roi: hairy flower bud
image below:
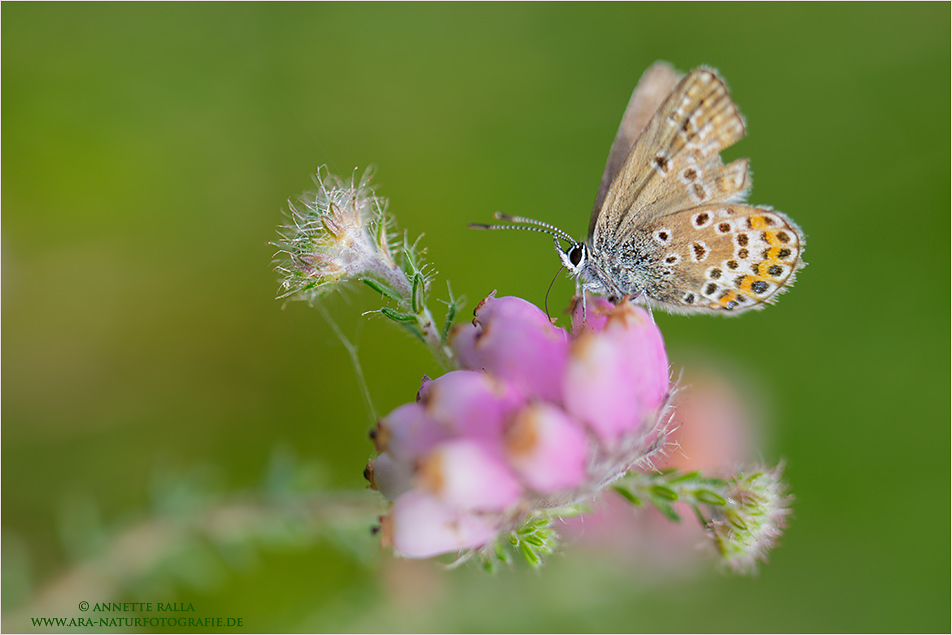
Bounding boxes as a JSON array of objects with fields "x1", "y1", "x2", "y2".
[
  {"x1": 273, "y1": 167, "x2": 402, "y2": 302},
  {"x1": 707, "y1": 465, "x2": 791, "y2": 573}
]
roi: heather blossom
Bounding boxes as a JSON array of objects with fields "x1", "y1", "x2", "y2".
[
  {"x1": 275, "y1": 167, "x2": 790, "y2": 571},
  {"x1": 367, "y1": 294, "x2": 673, "y2": 560}
]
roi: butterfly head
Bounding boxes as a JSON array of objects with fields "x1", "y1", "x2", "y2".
[
  {"x1": 560, "y1": 240, "x2": 634, "y2": 302},
  {"x1": 558, "y1": 241, "x2": 585, "y2": 275}
]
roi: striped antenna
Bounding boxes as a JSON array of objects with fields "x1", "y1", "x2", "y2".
[{"x1": 468, "y1": 212, "x2": 578, "y2": 247}]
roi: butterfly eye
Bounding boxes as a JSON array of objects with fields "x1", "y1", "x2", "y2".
[{"x1": 568, "y1": 245, "x2": 584, "y2": 266}]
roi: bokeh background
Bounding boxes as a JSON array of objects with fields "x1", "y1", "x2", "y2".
[{"x1": 3, "y1": 4, "x2": 948, "y2": 633}]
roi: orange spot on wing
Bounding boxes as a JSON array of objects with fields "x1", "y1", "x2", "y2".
[{"x1": 717, "y1": 290, "x2": 738, "y2": 308}]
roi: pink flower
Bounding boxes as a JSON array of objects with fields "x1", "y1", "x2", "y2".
[
  {"x1": 505, "y1": 403, "x2": 589, "y2": 494},
  {"x1": 564, "y1": 295, "x2": 669, "y2": 446},
  {"x1": 452, "y1": 295, "x2": 569, "y2": 402},
  {"x1": 384, "y1": 491, "x2": 500, "y2": 559},
  {"x1": 367, "y1": 293, "x2": 672, "y2": 560}
]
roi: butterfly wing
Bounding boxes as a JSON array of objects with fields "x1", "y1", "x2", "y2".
[
  {"x1": 638, "y1": 204, "x2": 806, "y2": 314},
  {"x1": 590, "y1": 61, "x2": 683, "y2": 231},
  {"x1": 593, "y1": 67, "x2": 750, "y2": 251}
]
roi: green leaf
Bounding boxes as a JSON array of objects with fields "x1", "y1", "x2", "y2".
[
  {"x1": 650, "y1": 485, "x2": 679, "y2": 501},
  {"x1": 494, "y1": 540, "x2": 509, "y2": 564},
  {"x1": 411, "y1": 273, "x2": 424, "y2": 314},
  {"x1": 649, "y1": 499, "x2": 682, "y2": 522},
  {"x1": 380, "y1": 307, "x2": 416, "y2": 323},
  {"x1": 690, "y1": 504, "x2": 710, "y2": 527},
  {"x1": 667, "y1": 470, "x2": 700, "y2": 483},
  {"x1": 694, "y1": 489, "x2": 727, "y2": 506},
  {"x1": 726, "y1": 511, "x2": 749, "y2": 531},
  {"x1": 612, "y1": 486, "x2": 643, "y2": 506},
  {"x1": 519, "y1": 543, "x2": 541, "y2": 567},
  {"x1": 441, "y1": 299, "x2": 458, "y2": 344},
  {"x1": 361, "y1": 278, "x2": 401, "y2": 301}
]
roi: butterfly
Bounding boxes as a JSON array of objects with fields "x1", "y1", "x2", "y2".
[{"x1": 474, "y1": 62, "x2": 805, "y2": 315}]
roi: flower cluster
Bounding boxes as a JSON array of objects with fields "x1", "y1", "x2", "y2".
[
  {"x1": 274, "y1": 167, "x2": 792, "y2": 572},
  {"x1": 366, "y1": 293, "x2": 673, "y2": 561}
]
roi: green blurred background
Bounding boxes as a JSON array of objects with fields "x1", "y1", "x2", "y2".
[{"x1": 3, "y1": 3, "x2": 948, "y2": 632}]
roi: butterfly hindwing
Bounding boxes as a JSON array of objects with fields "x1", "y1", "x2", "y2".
[{"x1": 635, "y1": 203, "x2": 805, "y2": 314}]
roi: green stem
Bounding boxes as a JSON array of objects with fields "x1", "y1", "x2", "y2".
[
  {"x1": 3, "y1": 490, "x2": 377, "y2": 626},
  {"x1": 618, "y1": 469, "x2": 731, "y2": 514},
  {"x1": 415, "y1": 305, "x2": 455, "y2": 371},
  {"x1": 317, "y1": 303, "x2": 377, "y2": 423}
]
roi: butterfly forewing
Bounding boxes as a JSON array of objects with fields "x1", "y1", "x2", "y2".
[
  {"x1": 591, "y1": 61, "x2": 683, "y2": 225},
  {"x1": 594, "y1": 68, "x2": 749, "y2": 250}
]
